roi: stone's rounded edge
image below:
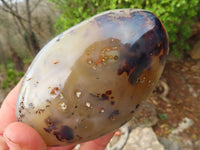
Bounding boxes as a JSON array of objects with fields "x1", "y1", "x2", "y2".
[{"x1": 90, "y1": 8, "x2": 144, "y2": 19}]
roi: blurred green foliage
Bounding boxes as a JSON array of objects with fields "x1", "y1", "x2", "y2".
[
  {"x1": 50, "y1": 0, "x2": 199, "y2": 57},
  {"x1": 1, "y1": 62, "x2": 24, "y2": 89},
  {"x1": 159, "y1": 114, "x2": 168, "y2": 121}
]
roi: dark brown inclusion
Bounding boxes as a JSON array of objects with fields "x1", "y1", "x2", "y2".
[
  {"x1": 44, "y1": 117, "x2": 57, "y2": 133},
  {"x1": 136, "y1": 104, "x2": 140, "y2": 109},
  {"x1": 105, "y1": 90, "x2": 112, "y2": 95},
  {"x1": 53, "y1": 126, "x2": 74, "y2": 141},
  {"x1": 101, "y1": 90, "x2": 112, "y2": 100},
  {"x1": 76, "y1": 134, "x2": 83, "y2": 140},
  {"x1": 118, "y1": 16, "x2": 168, "y2": 85},
  {"x1": 101, "y1": 94, "x2": 108, "y2": 100},
  {"x1": 95, "y1": 10, "x2": 168, "y2": 85},
  {"x1": 90, "y1": 90, "x2": 113, "y2": 101},
  {"x1": 110, "y1": 101, "x2": 115, "y2": 105},
  {"x1": 109, "y1": 110, "x2": 120, "y2": 120}
]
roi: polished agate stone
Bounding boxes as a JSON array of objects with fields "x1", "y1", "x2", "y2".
[{"x1": 16, "y1": 9, "x2": 169, "y2": 146}]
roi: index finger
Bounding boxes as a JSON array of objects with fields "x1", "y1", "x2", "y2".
[{"x1": 0, "y1": 78, "x2": 23, "y2": 134}]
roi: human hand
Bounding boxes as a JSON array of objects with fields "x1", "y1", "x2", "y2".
[{"x1": 0, "y1": 79, "x2": 113, "y2": 150}]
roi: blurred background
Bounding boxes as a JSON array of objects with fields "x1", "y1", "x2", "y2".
[{"x1": 0, "y1": 0, "x2": 199, "y2": 150}]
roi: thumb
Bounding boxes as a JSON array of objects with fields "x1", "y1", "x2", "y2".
[{"x1": 3, "y1": 122, "x2": 47, "y2": 150}]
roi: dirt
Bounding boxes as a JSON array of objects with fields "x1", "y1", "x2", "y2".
[{"x1": 150, "y1": 56, "x2": 200, "y2": 150}]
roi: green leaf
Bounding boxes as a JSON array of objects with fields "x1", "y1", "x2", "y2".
[{"x1": 159, "y1": 114, "x2": 168, "y2": 121}]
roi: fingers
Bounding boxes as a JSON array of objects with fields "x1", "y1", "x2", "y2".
[
  {"x1": 48, "y1": 145, "x2": 75, "y2": 150},
  {"x1": 0, "y1": 136, "x2": 9, "y2": 150},
  {"x1": 3, "y1": 122, "x2": 75, "y2": 150},
  {"x1": 3, "y1": 122, "x2": 47, "y2": 150},
  {"x1": 78, "y1": 132, "x2": 114, "y2": 150},
  {"x1": 0, "y1": 79, "x2": 23, "y2": 134}
]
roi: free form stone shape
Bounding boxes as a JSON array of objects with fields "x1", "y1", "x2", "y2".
[{"x1": 16, "y1": 9, "x2": 169, "y2": 146}]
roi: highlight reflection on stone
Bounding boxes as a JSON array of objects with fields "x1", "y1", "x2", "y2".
[{"x1": 16, "y1": 9, "x2": 169, "y2": 146}]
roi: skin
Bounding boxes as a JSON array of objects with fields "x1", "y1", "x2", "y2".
[{"x1": 0, "y1": 79, "x2": 113, "y2": 150}]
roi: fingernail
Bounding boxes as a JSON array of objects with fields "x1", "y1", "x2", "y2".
[
  {"x1": 3, "y1": 133, "x2": 22, "y2": 150},
  {"x1": 0, "y1": 135, "x2": 9, "y2": 150}
]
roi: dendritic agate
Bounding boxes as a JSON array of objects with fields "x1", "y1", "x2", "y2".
[{"x1": 16, "y1": 9, "x2": 169, "y2": 146}]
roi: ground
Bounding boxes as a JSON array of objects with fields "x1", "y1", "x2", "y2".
[{"x1": 151, "y1": 56, "x2": 200, "y2": 149}]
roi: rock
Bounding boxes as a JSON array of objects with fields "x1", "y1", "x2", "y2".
[
  {"x1": 158, "y1": 137, "x2": 182, "y2": 150},
  {"x1": 123, "y1": 127, "x2": 164, "y2": 150},
  {"x1": 16, "y1": 9, "x2": 168, "y2": 146},
  {"x1": 106, "y1": 125, "x2": 129, "y2": 150},
  {"x1": 168, "y1": 117, "x2": 195, "y2": 150},
  {"x1": 195, "y1": 140, "x2": 200, "y2": 150},
  {"x1": 170, "y1": 117, "x2": 194, "y2": 135},
  {"x1": 189, "y1": 40, "x2": 200, "y2": 60}
]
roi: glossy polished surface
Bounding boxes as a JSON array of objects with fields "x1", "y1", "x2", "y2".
[{"x1": 16, "y1": 9, "x2": 169, "y2": 146}]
